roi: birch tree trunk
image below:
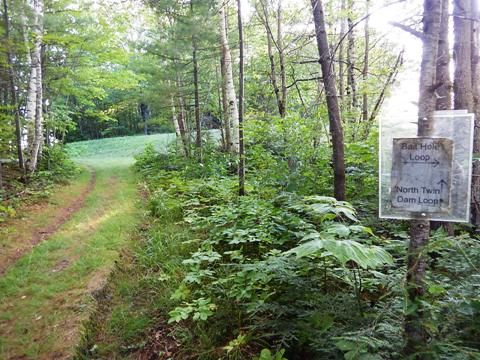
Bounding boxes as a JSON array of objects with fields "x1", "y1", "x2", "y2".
[
  {"x1": 310, "y1": 0, "x2": 346, "y2": 201},
  {"x1": 170, "y1": 95, "x2": 183, "y2": 154},
  {"x1": 21, "y1": 8, "x2": 37, "y2": 152},
  {"x1": 28, "y1": 0, "x2": 44, "y2": 172},
  {"x1": 404, "y1": 0, "x2": 442, "y2": 355},
  {"x1": 219, "y1": 3, "x2": 239, "y2": 153}
]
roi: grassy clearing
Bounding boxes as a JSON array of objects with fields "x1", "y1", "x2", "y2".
[
  {"x1": 66, "y1": 133, "x2": 176, "y2": 160},
  {"x1": 0, "y1": 134, "x2": 178, "y2": 359}
]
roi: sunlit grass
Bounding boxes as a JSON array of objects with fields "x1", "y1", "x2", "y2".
[{"x1": 0, "y1": 134, "x2": 174, "y2": 359}]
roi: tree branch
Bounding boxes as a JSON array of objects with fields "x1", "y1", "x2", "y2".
[{"x1": 389, "y1": 21, "x2": 423, "y2": 39}]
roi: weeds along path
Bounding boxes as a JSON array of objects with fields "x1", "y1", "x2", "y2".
[{"x1": 0, "y1": 156, "x2": 141, "y2": 360}]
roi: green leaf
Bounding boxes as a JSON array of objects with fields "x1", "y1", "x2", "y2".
[
  {"x1": 287, "y1": 238, "x2": 394, "y2": 269},
  {"x1": 325, "y1": 223, "x2": 351, "y2": 237}
]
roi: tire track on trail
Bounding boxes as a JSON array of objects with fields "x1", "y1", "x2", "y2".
[
  {"x1": 0, "y1": 158, "x2": 141, "y2": 360},
  {"x1": 0, "y1": 169, "x2": 96, "y2": 276}
]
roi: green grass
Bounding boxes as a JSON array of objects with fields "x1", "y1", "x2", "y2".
[
  {"x1": 74, "y1": 217, "x2": 194, "y2": 359},
  {"x1": 66, "y1": 133, "x2": 176, "y2": 160},
  {"x1": 0, "y1": 134, "x2": 176, "y2": 359}
]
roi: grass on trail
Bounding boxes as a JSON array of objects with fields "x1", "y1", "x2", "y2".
[
  {"x1": 0, "y1": 133, "x2": 175, "y2": 359},
  {"x1": 0, "y1": 168, "x2": 91, "y2": 274}
]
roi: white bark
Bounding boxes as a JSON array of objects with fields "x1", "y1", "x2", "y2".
[
  {"x1": 27, "y1": 0, "x2": 44, "y2": 172},
  {"x1": 20, "y1": 9, "x2": 36, "y2": 148},
  {"x1": 170, "y1": 94, "x2": 184, "y2": 155},
  {"x1": 219, "y1": 4, "x2": 239, "y2": 153}
]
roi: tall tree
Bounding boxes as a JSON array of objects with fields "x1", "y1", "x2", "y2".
[
  {"x1": 27, "y1": 0, "x2": 45, "y2": 172},
  {"x1": 436, "y1": 0, "x2": 451, "y2": 111},
  {"x1": 219, "y1": 3, "x2": 238, "y2": 153},
  {"x1": 191, "y1": 1, "x2": 202, "y2": 156},
  {"x1": 257, "y1": 0, "x2": 287, "y2": 118},
  {"x1": 361, "y1": 0, "x2": 369, "y2": 122},
  {"x1": 277, "y1": 0, "x2": 287, "y2": 118},
  {"x1": 404, "y1": 0, "x2": 442, "y2": 355},
  {"x1": 237, "y1": 0, "x2": 245, "y2": 196},
  {"x1": 470, "y1": 0, "x2": 480, "y2": 228},
  {"x1": 346, "y1": 0, "x2": 357, "y2": 110},
  {"x1": 310, "y1": 0, "x2": 346, "y2": 200}
]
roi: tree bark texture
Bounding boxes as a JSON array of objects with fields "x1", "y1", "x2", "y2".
[
  {"x1": 28, "y1": 0, "x2": 44, "y2": 172},
  {"x1": 310, "y1": 0, "x2": 346, "y2": 201},
  {"x1": 453, "y1": 0, "x2": 473, "y2": 111},
  {"x1": 469, "y1": 0, "x2": 480, "y2": 228},
  {"x1": 237, "y1": 0, "x2": 245, "y2": 196},
  {"x1": 338, "y1": 0, "x2": 346, "y2": 98},
  {"x1": 405, "y1": 0, "x2": 442, "y2": 356},
  {"x1": 431, "y1": 0, "x2": 454, "y2": 234},
  {"x1": 361, "y1": 0, "x2": 369, "y2": 122},
  {"x1": 347, "y1": 0, "x2": 357, "y2": 110},
  {"x1": 191, "y1": 2, "x2": 201, "y2": 157},
  {"x1": 219, "y1": 4, "x2": 239, "y2": 153}
]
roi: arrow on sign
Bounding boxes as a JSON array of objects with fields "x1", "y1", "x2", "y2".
[
  {"x1": 403, "y1": 159, "x2": 440, "y2": 167},
  {"x1": 437, "y1": 179, "x2": 448, "y2": 192}
]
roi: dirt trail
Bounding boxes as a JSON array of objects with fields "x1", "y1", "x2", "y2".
[
  {"x1": 0, "y1": 160, "x2": 140, "y2": 360},
  {"x1": 0, "y1": 170, "x2": 96, "y2": 275}
]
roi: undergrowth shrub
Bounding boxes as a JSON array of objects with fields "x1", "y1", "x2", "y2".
[{"x1": 128, "y1": 142, "x2": 480, "y2": 359}]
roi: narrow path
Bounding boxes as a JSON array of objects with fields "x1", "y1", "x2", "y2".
[
  {"x1": 0, "y1": 157, "x2": 141, "y2": 359},
  {"x1": 0, "y1": 169, "x2": 96, "y2": 275}
]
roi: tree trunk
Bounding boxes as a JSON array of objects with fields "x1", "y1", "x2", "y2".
[
  {"x1": 21, "y1": 9, "x2": 37, "y2": 155},
  {"x1": 470, "y1": 0, "x2": 480, "y2": 229},
  {"x1": 347, "y1": 0, "x2": 357, "y2": 110},
  {"x1": 404, "y1": 0, "x2": 442, "y2": 356},
  {"x1": 259, "y1": 0, "x2": 279, "y2": 116},
  {"x1": 361, "y1": 0, "x2": 369, "y2": 122},
  {"x1": 220, "y1": 57, "x2": 231, "y2": 152},
  {"x1": 219, "y1": 3, "x2": 239, "y2": 153},
  {"x1": 237, "y1": 0, "x2": 245, "y2": 196},
  {"x1": 191, "y1": 2, "x2": 201, "y2": 157},
  {"x1": 28, "y1": 0, "x2": 44, "y2": 173},
  {"x1": 170, "y1": 95, "x2": 184, "y2": 155},
  {"x1": 140, "y1": 103, "x2": 148, "y2": 135},
  {"x1": 338, "y1": 0, "x2": 346, "y2": 98},
  {"x1": 2, "y1": 0, "x2": 24, "y2": 172},
  {"x1": 310, "y1": 0, "x2": 346, "y2": 201},
  {"x1": 277, "y1": 0, "x2": 287, "y2": 118},
  {"x1": 431, "y1": 0, "x2": 454, "y2": 234},
  {"x1": 436, "y1": 0, "x2": 451, "y2": 111},
  {"x1": 453, "y1": 0, "x2": 474, "y2": 111}
]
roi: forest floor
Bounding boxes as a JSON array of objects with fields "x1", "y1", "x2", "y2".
[{"x1": 0, "y1": 134, "x2": 174, "y2": 360}]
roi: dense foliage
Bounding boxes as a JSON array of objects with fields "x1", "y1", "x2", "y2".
[{"x1": 76, "y1": 139, "x2": 480, "y2": 359}]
